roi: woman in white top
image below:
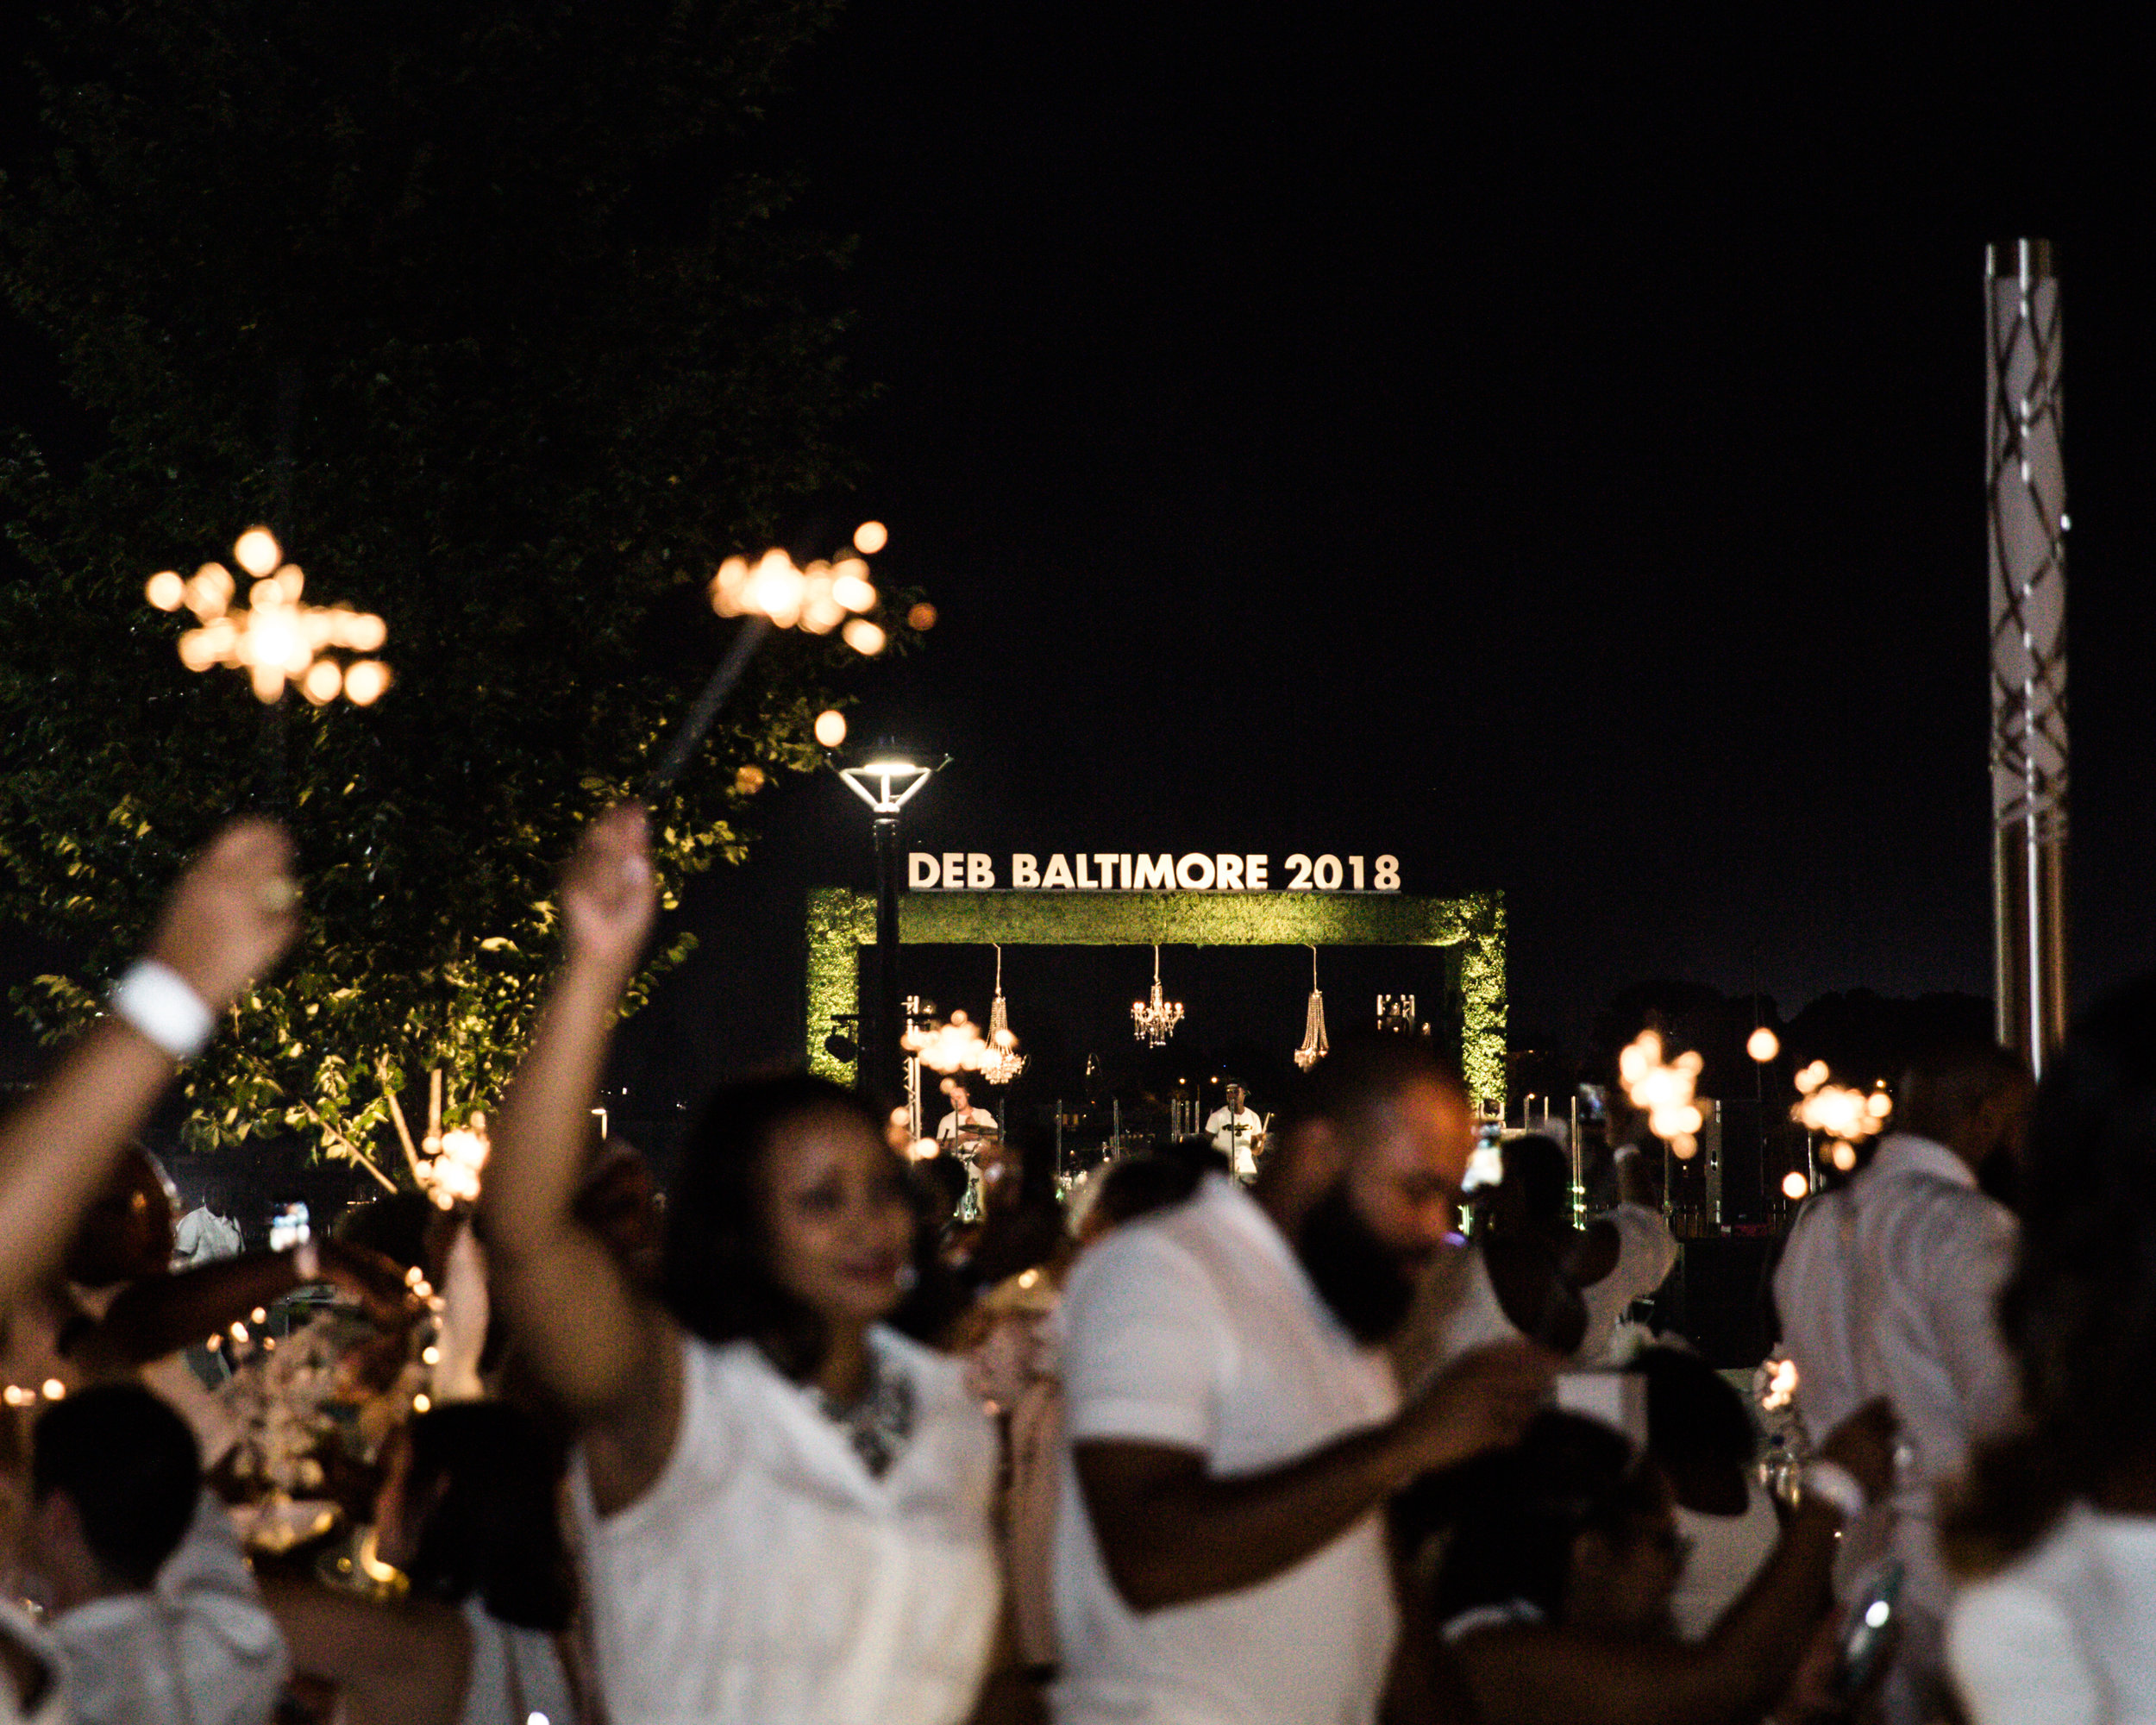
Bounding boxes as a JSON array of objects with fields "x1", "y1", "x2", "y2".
[
  {"x1": 1945, "y1": 975, "x2": 2156, "y2": 1725},
  {"x1": 264, "y1": 1400, "x2": 586, "y2": 1725},
  {"x1": 476, "y1": 806, "x2": 1004, "y2": 1725}
]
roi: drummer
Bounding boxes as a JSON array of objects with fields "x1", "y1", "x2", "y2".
[
  {"x1": 936, "y1": 1080, "x2": 1000, "y2": 1151},
  {"x1": 1204, "y1": 1082, "x2": 1267, "y2": 1182}
]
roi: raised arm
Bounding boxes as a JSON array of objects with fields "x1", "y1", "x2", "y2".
[
  {"x1": 79, "y1": 1238, "x2": 418, "y2": 1370},
  {"x1": 0, "y1": 819, "x2": 295, "y2": 1308},
  {"x1": 475, "y1": 806, "x2": 677, "y2": 1502},
  {"x1": 1077, "y1": 1341, "x2": 1554, "y2": 1612},
  {"x1": 1445, "y1": 1401, "x2": 1898, "y2": 1725}
]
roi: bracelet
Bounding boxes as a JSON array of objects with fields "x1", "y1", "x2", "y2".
[
  {"x1": 109, "y1": 961, "x2": 214, "y2": 1063},
  {"x1": 1802, "y1": 1458, "x2": 1868, "y2": 1521},
  {"x1": 291, "y1": 1238, "x2": 322, "y2": 1283}
]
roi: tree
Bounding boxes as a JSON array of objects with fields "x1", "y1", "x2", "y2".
[{"x1": 0, "y1": 0, "x2": 881, "y2": 1187}]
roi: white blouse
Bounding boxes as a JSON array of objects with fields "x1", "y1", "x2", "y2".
[
  {"x1": 1950, "y1": 1502, "x2": 2156, "y2": 1725},
  {"x1": 572, "y1": 1327, "x2": 1000, "y2": 1725}
]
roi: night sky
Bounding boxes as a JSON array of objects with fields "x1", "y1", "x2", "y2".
[
  {"x1": 617, "y1": 11, "x2": 2156, "y2": 1113},
  {"x1": 10, "y1": 11, "x2": 2156, "y2": 1127}
]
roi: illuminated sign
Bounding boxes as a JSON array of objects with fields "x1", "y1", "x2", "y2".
[{"x1": 906, "y1": 852, "x2": 1401, "y2": 892}]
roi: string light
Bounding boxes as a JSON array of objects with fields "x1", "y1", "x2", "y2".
[{"x1": 147, "y1": 527, "x2": 391, "y2": 705}]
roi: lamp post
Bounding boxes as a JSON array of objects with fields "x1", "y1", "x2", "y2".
[{"x1": 837, "y1": 750, "x2": 936, "y2": 1107}]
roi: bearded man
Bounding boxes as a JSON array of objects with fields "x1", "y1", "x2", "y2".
[{"x1": 1052, "y1": 1038, "x2": 1555, "y2": 1725}]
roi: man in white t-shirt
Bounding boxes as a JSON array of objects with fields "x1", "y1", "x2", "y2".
[
  {"x1": 1054, "y1": 1038, "x2": 1556, "y2": 1725},
  {"x1": 172, "y1": 1189, "x2": 244, "y2": 1267},
  {"x1": 1202, "y1": 1084, "x2": 1265, "y2": 1181},
  {"x1": 937, "y1": 1082, "x2": 1000, "y2": 1146}
]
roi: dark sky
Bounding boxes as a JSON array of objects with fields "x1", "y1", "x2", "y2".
[
  {"x1": 9, "y1": 10, "x2": 2156, "y2": 1122},
  {"x1": 615, "y1": 9, "x2": 2156, "y2": 1107}
]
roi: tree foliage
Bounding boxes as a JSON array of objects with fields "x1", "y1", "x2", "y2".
[{"x1": 0, "y1": 0, "x2": 873, "y2": 1184}]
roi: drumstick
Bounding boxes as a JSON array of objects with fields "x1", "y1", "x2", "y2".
[{"x1": 641, "y1": 617, "x2": 772, "y2": 802}]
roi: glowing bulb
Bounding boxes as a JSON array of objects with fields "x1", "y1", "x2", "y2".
[
  {"x1": 1795, "y1": 1061, "x2": 1828, "y2": 1095},
  {"x1": 344, "y1": 660, "x2": 392, "y2": 705},
  {"x1": 422, "y1": 1346, "x2": 441, "y2": 1365},
  {"x1": 413, "y1": 1393, "x2": 431, "y2": 1413},
  {"x1": 250, "y1": 1308, "x2": 267, "y2": 1324},
  {"x1": 842, "y1": 618, "x2": 887, "y2": 656},
  {"x1": 911, "y1": 1138, "x2": 940, "y2": 1159},
  {"x1": 146, "y1": 571, "x2": 185, "y2": 610},
  {"x1": 233, "y1": 528, "x2": 281, "y2": 577},
  {"x1": 1865, "y1": 1091, "x2": 1892, "y2": 1119},
  {"x1": 830, "y1": 568, "x2": 877, "y2": 612},
  {"x1": 1831, "y1": 1141, "x2": 1858, "y2": 1171},
  {"x1": 347, "y1": 612, "x2": 387, "y2": 652},
  {"x1": 814, "y1": 709, "x2": 848, "y2": 747},
  {"x1": 1746, "y1": 1026, "x2": 1780, "y2": 1063},
  {"x1": 40, "y1": 1377, "x2": 65, "y2": 1400},
  {"x1": 1782, "y1": 1171, "x2": 1810, "y2": 1201},
  {"x1": 302, "y1": 660, "x2": 343, "y2": 704},
  {"x1": 908, "y1": 602, "x2": 937, "y2": 630},
  {"x1": 854, "y1": 520, "x2": 888, "y2": 555}
]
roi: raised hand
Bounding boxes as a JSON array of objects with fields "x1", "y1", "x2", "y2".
[
  {"x1": 1396, "y1": 1339, "x2": 1559, "y2": 1474},
  {"x1": 146, "y1": 818, "x2": 299, "y2": 1011},
  {"x1": 319, "y1": 1237, "x2": 429, "y2": 1332},
  {"x1": 560, "y1": 803, "x2": 658, "y2": 979}
]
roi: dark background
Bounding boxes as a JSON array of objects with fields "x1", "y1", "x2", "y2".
[{"x1": 10, "y1": 9, "x2": 2156, "y2": 1145}]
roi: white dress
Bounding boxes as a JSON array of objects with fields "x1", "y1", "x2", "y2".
[
  {"x1": 572, "y1": 1327, "x2": 1000, "y2": 1725},
  {"x1": 1949, "y1": 1503, "x2": 2156, "y2": 1725}
]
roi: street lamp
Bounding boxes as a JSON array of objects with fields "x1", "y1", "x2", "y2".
[{"x1": 837, "y1": 747, "x2": 937, "y2": 1107}]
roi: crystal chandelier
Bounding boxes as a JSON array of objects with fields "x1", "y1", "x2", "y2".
[
  {"x1": 1131, "y1": 944, "x2": 1185, "y2": 1046},
  {"x1": 1294, "y1": 944, "x2": 1329, "y2": 1070},
  {"x1": 980, "y1": 944, "x2": 1027, "y2": 1086}
]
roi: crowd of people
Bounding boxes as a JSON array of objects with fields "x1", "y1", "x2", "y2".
[{"x1": 2, "y1": 808, "x2": 2153, "y2": 1723}]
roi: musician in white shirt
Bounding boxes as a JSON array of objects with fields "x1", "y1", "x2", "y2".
[
  {"x1": 1204, "y1": 1085, "x2": 1265, "y2": 1181},
  {"x1": 936, "y1": 1083, "x2": 1000, "y2": 1145}
]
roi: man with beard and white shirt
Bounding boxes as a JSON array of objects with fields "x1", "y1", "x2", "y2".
[{"x1": 1053, "y1": 1038, "x2": 1557, "y2": 1725}]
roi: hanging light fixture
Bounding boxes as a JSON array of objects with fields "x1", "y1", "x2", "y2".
[
  {"x1": 1131, "y1": 944, "x2": 1185, "y2": 1046},
  {"x1": 980, "y1": 944, "x2": 1027, "y2": 1086},
  {"x1": 1294, "y1": 944, "x2": 1329, "y2": 1070}
]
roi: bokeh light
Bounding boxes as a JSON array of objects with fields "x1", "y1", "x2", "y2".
[
  {"x1": 233, "y1": 527, "x2": 281, "y2": 578},
  {"x1": 1746, "y1": 1026, "x2": 1781, "y2": 1063},
  {"x1": 842, "y1": 618, "x2": 887, "y2": 656},
  {"x1": 1782, "y1": 1170, "x2": 1810, "y2": 1200},
  {"x1": 908, "y1": 603, "x2": 938, "y2": 631},
  {"x1": 854, "y1": 520, "x2": 888, "y2": 555},
  {"x1": 813, "y1": 709, "x2": 848, "y2": 747}
]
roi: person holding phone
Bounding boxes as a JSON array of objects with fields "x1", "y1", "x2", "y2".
[{"x1": 1401, "y1": 1399, "x2": 1899, "y2": 1724}]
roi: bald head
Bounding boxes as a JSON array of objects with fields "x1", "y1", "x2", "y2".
[{"x1": 1264, "y1": 1037, "x2": 1475, "y2": 1251}]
